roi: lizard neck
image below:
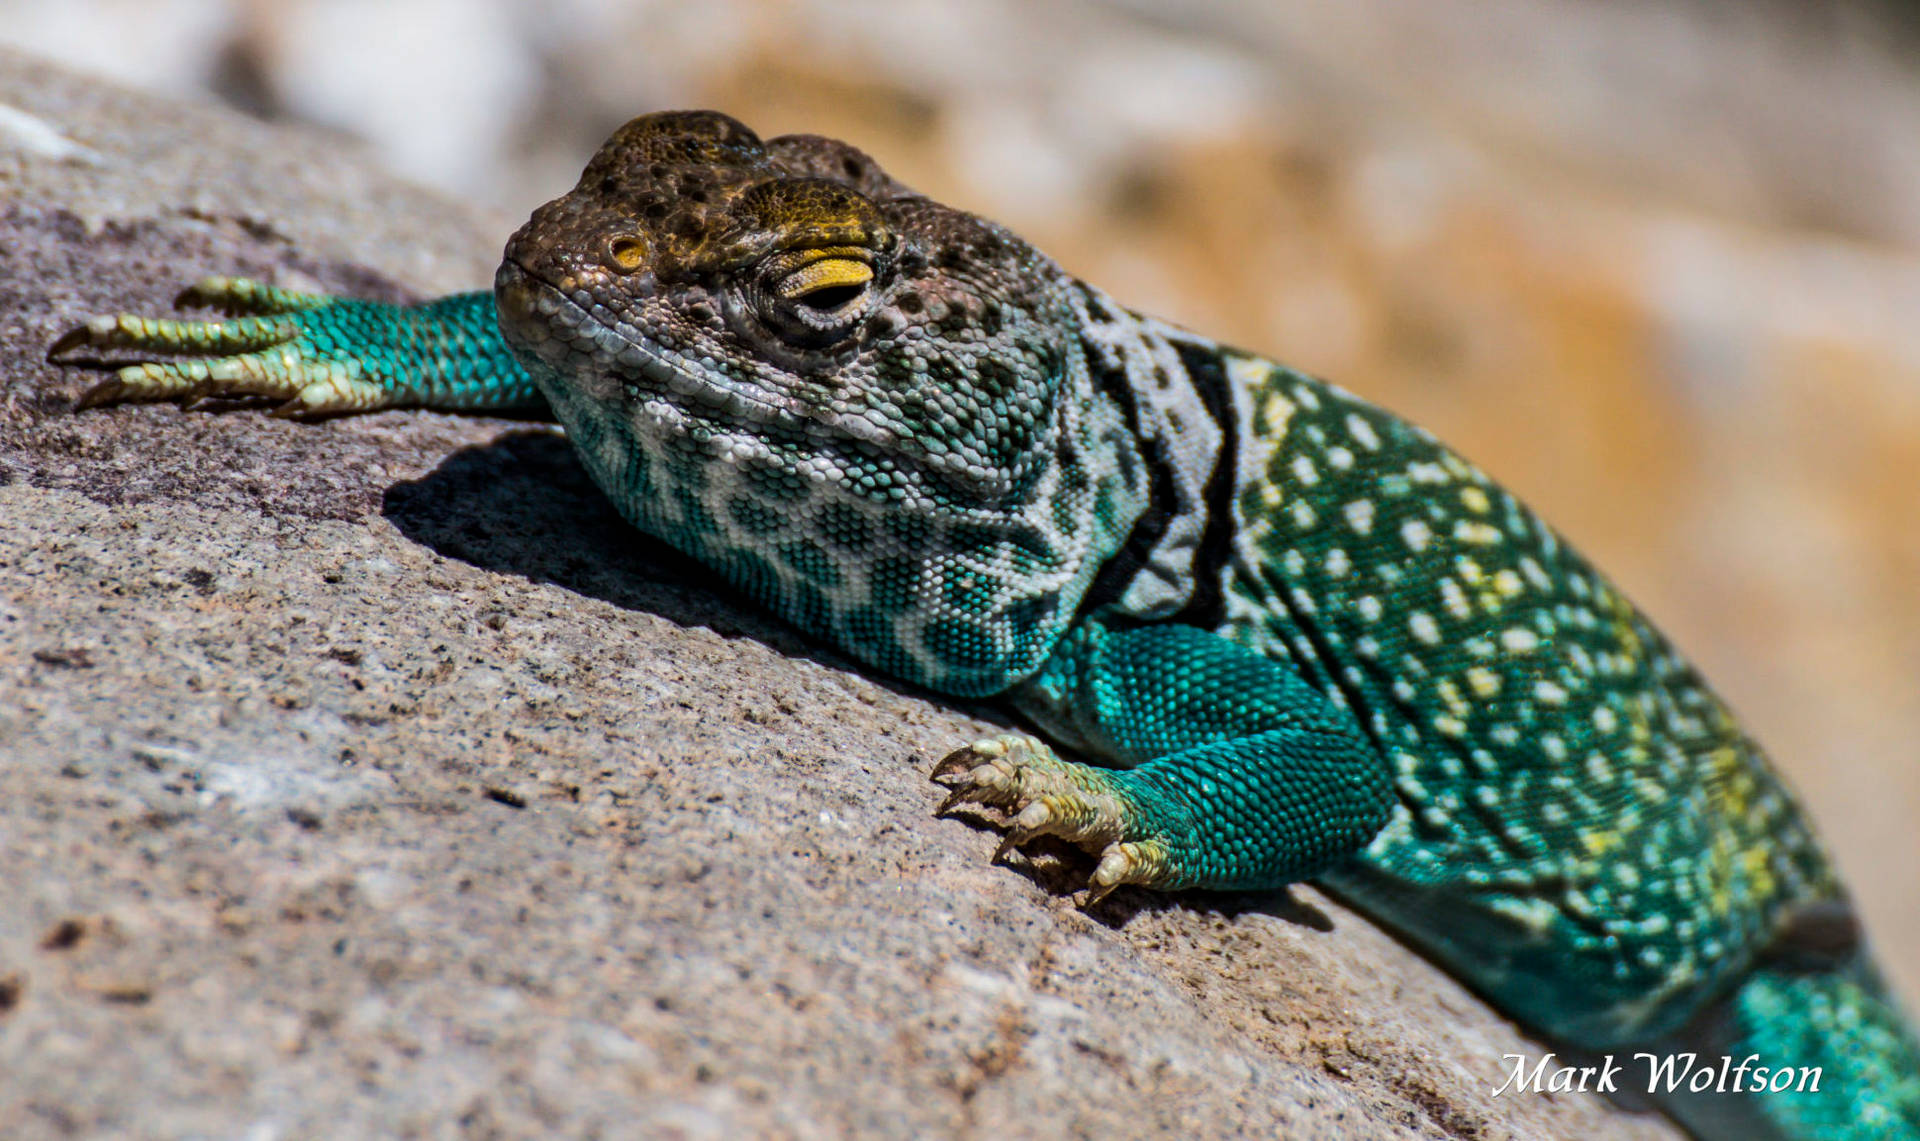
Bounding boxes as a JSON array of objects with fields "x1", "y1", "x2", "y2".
[{"x1": 1068, "y1": 282, "x2": 1240, "y2": 628}]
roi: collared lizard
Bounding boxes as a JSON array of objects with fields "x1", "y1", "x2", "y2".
[{"x1": 53, "y1": 110, "x2": 1920, "y2": 1141}]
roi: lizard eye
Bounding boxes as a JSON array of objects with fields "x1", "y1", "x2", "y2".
[
  {"x1": 748, "y1": 248, "x2": 877, "y2": 345},
  {"x1": 775, "y1": 256, "x2": 872, "y2": 310}
]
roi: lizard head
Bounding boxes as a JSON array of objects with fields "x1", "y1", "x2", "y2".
[{"x1": 495, "y1": 111, "x2": 1146, "y2": 695}]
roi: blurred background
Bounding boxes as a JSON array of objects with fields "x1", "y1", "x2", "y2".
[{"x1": 5, "y1": 0, "x2": 1918, "y2": 1000}]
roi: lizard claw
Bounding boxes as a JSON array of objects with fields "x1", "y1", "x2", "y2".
[
  {"x1": 76, "y1": 361, "x2": 218, "y2": 408},
  {"x1": 991, "y1": 828, "x2": 1031, "y2": 865},
  {"x1": 47, "y1": 320, "x2": 103, "y2": 358},
  {"x1": 930, "y1": 734, "x2": 1019, "y2": 782},
  {"x1": 1084, "y1": 841, "x2": 1172, "y2": 906},
  {"x1": 930, "y1": 735, "x2": 1039, "y2": 811},
  {"x1": 935, "y1": 783, "x2": 990, "y2": 816}
]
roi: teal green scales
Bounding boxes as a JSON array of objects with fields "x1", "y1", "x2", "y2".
[{"x1": 53, "y1": 110, "x2": 1920, "y2": 1140}]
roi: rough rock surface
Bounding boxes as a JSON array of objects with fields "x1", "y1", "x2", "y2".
[{"x1": 0, "y1": 50, "x2": 1679, "y2": 1140}]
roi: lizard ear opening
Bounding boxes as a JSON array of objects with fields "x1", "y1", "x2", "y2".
[{"x1": 607, "y1": 235, "x2": 648, "y2": 274}]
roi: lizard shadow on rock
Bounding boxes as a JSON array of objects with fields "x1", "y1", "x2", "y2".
[
  {"x1": 1104, "y1": 883, "x2": 1338, "y2": 934},
  {"x1": 1094, "y1": 877, "x2": 1338, "y2": 934},
  {"x1": 937, "y1": 814, "x2": 1340, "y2": 934},
  {"x1": 380, "y1": 430, "x2": 1013, "y2": 721},
  {"x1": 386, "y1": 433, "x2": 1336, "y2": 934}
]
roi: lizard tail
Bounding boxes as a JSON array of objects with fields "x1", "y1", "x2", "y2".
[{"x1": 1648, "y1": 953, "x2": 1920, "y2": 1141}]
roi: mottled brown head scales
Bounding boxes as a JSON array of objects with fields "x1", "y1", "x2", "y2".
[
  {"x1": 489, "y1": 109, "x2": 1151, "y2": 694},
  {"x1": 497, "y1": 109, "x2": 1079, "y2": 466},
  {"x1": 520, "y1": 110, "x2": 900, "y2": 287}
]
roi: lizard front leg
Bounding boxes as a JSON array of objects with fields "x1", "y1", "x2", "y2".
[
  {"x1": 935, "y1": 621, "x2": 1395, "y2": 902},
  {"x1": 52, "y1": 277, "x2": 545, "y2": 417}
]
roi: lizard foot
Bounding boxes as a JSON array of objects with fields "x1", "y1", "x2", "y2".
[
  {"x1": 931, "y1": 734, "x2": 1176, "y2": 905},
  {"x1": 52, "y1": 277, "x2": 384, "y2": 417}
]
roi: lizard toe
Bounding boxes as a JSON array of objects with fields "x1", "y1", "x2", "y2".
[
  {"x1": 1085, "y1": 839, "x2": 1176, "y2": 906},
  {"x1": 933, "y1": 734, "x2": 1173, "y2": 886},
  {"x1": 176, "y1": 276, "x2": 333, "y2": 316}
]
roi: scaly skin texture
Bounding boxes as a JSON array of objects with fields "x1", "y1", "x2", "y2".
[{"x1": 55, "y1": 110, "x2": 1920, "y2": 1141}]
